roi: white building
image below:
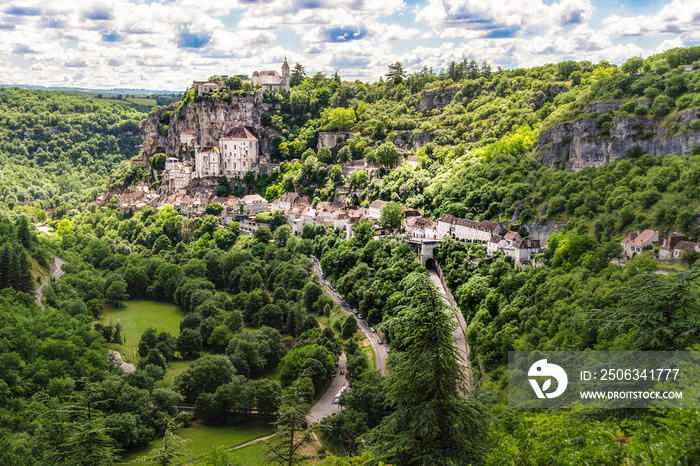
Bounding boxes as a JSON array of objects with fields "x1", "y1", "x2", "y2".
[
  {"x1": 368, "y1": 200, "x2": 388, "y2": 219},
  {"x1": 195, "y1": 146, "x2": 221, "y2": 178},
  {"x1": 621, "y1": 230, "x2": 659, "y2": 258},
  {"x1": 162, "y1": 158, "x2": 195, "y2": 192},
  {"x1": 241, "y1": 194, "x2": 268, "y2": 215},
  {"x1": 219, "y1": 127, "x2": 259, "y2": 178}
]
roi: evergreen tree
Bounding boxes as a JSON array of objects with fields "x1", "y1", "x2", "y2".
[
  {"x1": 132, "y1": 420, "x2": 190, "y2": 466},
  {"x1": 265, "y1": 375, "x2": 316, "y2": 466},
  {"x1": 15, "y1": 245, "x2": 34, "y2": 293},
  {"x1": 363, "y1": 272, "x2": 491, "y2": 465}
]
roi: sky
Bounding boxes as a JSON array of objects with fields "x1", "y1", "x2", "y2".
[{"x1": 0, "y1": 0, "x2": 698, "y2": 91}]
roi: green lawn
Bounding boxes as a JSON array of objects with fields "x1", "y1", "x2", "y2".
[
  {"x1": 121, "y1": 422, "x2": 274, "y2": 464},
  {"x1": 99, "y1": 300, "x2": 185, "y2": 363},
  {"x1": 261, "y1": 367, "x2": 281, "y2": 384},
  {"x1": 228, "y1": 442, "x2": 268, "y2": 465},
  {"x1": 159, "y1": 359, "x2": 195, "y2": 388}
]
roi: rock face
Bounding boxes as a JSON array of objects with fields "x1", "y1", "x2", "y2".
[
  {"x1": 417, "y1": 87, "x2": 461, "y2": 112},
  {"x1": 537, "y1": 108, "x2": 700, "y2": 171},
  {"x1": 142, "y1": 92, "x2": 276, "y2": 158},
  {"x1": 520, "y1": 221, "x2": 565, "y2": 245},
  {"x1": 317, "y1": 132, "x2": 353, "y2": 150}
]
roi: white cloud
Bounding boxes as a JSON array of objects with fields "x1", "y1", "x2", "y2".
[{"x1": 0, "y1": 0, "x2": 695, "y2": 89}]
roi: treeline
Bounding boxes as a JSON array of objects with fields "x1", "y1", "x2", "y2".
[
  {"x1": 0, "y1": 212, "x2": 53, "y2": 293},
  {"x1": 0, "y1": 87, "x2": 146, "y2": 209}
]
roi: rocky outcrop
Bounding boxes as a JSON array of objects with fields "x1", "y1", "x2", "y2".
[
  {"x1": 317, "y1": 132, "x2": 353, "y2": 150},
  {"x1": 520, "y1": 221, "x2": 565, "y2": 245},
  {"x1": 538, "y1": 108, "x2": 700, "y2": 171},
  {"x1": 393, "y1": 130, "x2": 434, "y2": 151},
  {"x1": 142, "y1": 92, "x2": 277, "y2": 158},
  {"x1": 417, "y1": 87, "x2": 461, "y2": 112}
]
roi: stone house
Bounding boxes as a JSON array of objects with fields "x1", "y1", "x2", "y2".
[
  {"x1": 621, "y1": 229, "x2": 659, "y2": 258},
  {"x1": 659, "y1": 232, "x2": 688, "y2": 259},
  {"x1": 368, "y1": 200, "x2": 389, "y2": 219},
  {"x1": 673, "y1": 240, "x2": 698, "y2": 258},
  {"x1": 241, "y1": 194, "x2": 268, "y2": 215}
]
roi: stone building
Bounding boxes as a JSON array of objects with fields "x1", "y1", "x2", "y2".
[
  {"x1": 251, "y1": 58, "x2": 290, "y2": 92},
  {"x1": 162, "y1": 157, "x2": 195, "y2": 192},
  {"x1": 192, "y1": 126, "x2": 259, "y2": 180}
]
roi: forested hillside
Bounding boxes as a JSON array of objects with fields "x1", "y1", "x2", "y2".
[
  {"x1": 145, "y1": 47, "x2": 700, "y2": 241},
  {"x1": 0, "y1": 87, "x2": 146, "y2": 209}
]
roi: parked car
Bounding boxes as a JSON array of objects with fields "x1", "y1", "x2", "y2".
[
  {"x1": 358, "y1": 314, "x2": 363, "y2": 319},
  {"x1": 378, "y1": 339, "x2": 383, "y2": 344},
  {"x1": 386, "y1": 348, "x2": 391, "y2": 353},
  {"x1": 370, "y1": 327, "x2": 376, "y2": 332},
  {"x1": 333, "y1": 397, "x2": 340, "y2": 404},
  {"x1": 330, "y1": 373, "x2": 336, "y2": 378},
  {"x1": 339, "y1": 369, "x2": 345, "y2": 375}
]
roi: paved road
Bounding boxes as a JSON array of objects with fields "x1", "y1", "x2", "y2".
[
  {"x1": 307, "y1": 352, "x2": 347, "y2": 424},
  {"x1": 310, "y1": 256, "x2": 387, "y2": 376},
  {"x1": 35, "y1": 255, "x2": 66, "y2": 308},
  {"x1": 428, "y1": 268, "x2": 472, "y2": 389}
]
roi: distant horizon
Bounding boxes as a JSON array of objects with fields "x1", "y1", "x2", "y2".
[{"x1": 1, "y1": 0, "x2": 699, "y2": 90}]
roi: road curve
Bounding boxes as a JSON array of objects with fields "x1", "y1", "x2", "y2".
[
  {"x1": 35, "y1": 255, "x2": 66, "y2": 308},
  {"x1": 428, "y1": 268, "x2": 472, "y2": 389},
  {"x1": 310, "y1": 256, "x2": 387, "y2": 376}
]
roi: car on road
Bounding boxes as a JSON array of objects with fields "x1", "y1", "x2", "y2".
[
  {"x1": 339, "y1": 369, "x2": 345, "y2": 375},
  {"x1": 322, "y1": 274, "x2": 325, "y2": 279},
  {"x1": 357, "y1": 314, "x2": 363, "y2": 319},
  {"x1": 333, "y1": 397, "x2": 339, "y2": 404},
  {"x1": 370, "y1": 327, "x2": 376, "y2": 332},
  {"x1": 378, "y1": 339, "x2": 383, "y2": 344},
  {"x1": 386, "y1": 348, "x2": 391, "y2": 353},
  {"x1": 330, "y1": 373, "x2": 336, "y2": 378},
  {"x1": 353, "y1": 309, "x2": 358, "y2": 314}
]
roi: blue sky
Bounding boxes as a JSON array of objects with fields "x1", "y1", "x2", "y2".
[{"x1": 0, "y1": 0, "x2": 697, "y2": 91}]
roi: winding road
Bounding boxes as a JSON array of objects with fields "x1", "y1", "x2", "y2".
[
  {"x1": 35, "y1": 255, "x2": 66, "y2": 308},
  {"x1": 310, "y1": 256, "x2": 387, "y2": 376}
]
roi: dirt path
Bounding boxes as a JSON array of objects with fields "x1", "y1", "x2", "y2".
[{"x1": 35, "y1": 255, "x2": 66, "y2": 308}]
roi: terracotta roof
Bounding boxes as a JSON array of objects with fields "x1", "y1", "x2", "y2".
[
  {"x1": 489, "y1": 235, "x2": 502, "y2": 243},
  {"x1": 504, "y1": 231, "x2": 519, "y2": 240},
  {"x1": 369, "y1": 200, "x2": 389, "y2": 209},
  {"x1": 622, "y1": 229, "x2": 659, "y2": 247},
  {"x1": 660, "y1": 233, "x2": 687, "y2": 251},
  {"x1": 242, "y1": 194, "x2": 266, "y2": 203},
  {"x1": 222, "y1": 126, "x2": 257, "y2": 140}
]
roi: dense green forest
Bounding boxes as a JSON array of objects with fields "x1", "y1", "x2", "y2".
[{"x1": 0, "y1": 87, "x2": 146, "y2": 209}]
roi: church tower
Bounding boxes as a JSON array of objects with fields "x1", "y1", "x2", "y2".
[{"x1": 282, "y1": 57, "x2": 290, "y2": 90}]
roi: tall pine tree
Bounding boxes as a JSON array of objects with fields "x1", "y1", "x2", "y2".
[{"x1": 363, "y1": 272, "x2": 491, "y2": 465}]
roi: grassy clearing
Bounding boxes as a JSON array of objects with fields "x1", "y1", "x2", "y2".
[
  {"x1": 121, "y1": 421, "x2": 274, "y2": 464},
  {"x1": 361, "y1": 340, "x2": 375, "y2": 370},
  {"x1": 227, "y1": 442, "x2": 268, "y2": 465},
  {"x1": 261, "y1": 367, "x2": 281, "y2": 384},
  {"x1": 99, "y1": 300, "x2": 185, "y2": 363},
  {"x1": 159, "y1": 359, "x2": 195, "y2": 388}
]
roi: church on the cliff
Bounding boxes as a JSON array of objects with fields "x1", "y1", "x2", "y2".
[
  {"x1": 192, "y1": 58, "x2": 291, "y2": 94},
  {"x1": 162, "y1": 126, "x2": 261, "y2": 191}
]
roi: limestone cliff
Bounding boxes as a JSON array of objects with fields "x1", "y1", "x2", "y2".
[
  {"x1": 142, "y1": 92, "x2": 277, "y2": 158},
  {"x1": 537, "y1": 107, "x2": 700, "y2": 171}
]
